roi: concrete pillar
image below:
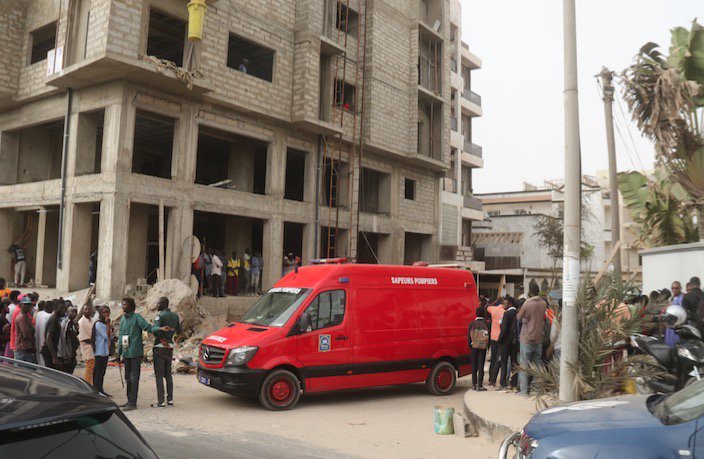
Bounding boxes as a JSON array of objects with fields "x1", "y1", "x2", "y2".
[
  {"x1": 126, "y1": 204, "x2": 149, "y2": 286},
  {"x1": 0, "y1": 209, "x2": 14, "y2": 280},
  {"x1": 302, "y1": 223, "x2": 315, "y2": 265},
  {"x1": 262, "y1": 217, "x2": 284, "y2": 290},
  {"x1": 35, "y1": 208, "x2": 47, "y2": 286},
  {"x1": 102, "y1": 102, "x2": 134, "y2": 176},
  {"x1": 265, "y1": 133, "x2": 286, "y2": 199},
  {"x1": 70, "y1": 111, "x2": 99, "y2": 176},
  {"x1": 57, "y1": 202, "x2": 93, "y2": 291},
  {"x1": 0, "y1": 131, "x2": 19, "y2": 185},
  {"x1": 96, "y1": 194, "x2": 130, "y2": 299},
  {"x1": 180, "y1": 108, "x2": 198, "y2": 184},
  {"x1": 167, "y1": 205, "x2": 194, "y2": 282}
]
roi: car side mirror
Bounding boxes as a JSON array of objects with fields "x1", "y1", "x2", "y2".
[{"x1": 298, "y1": 312, "x2": 312, "y2": 334}]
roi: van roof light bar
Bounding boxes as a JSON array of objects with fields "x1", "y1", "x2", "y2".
[{"x1": 310, "y1": 257, "x2": 349, "y2": 265}]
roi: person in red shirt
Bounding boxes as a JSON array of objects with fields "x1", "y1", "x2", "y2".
[
  {"x1": 486, "y1": 298, "x2": 506, "y2": 386},
  {"x1": 14, "y1": 297, "x2": 36, "y2": 363}
]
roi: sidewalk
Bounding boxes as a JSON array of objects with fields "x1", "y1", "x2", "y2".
[{"x1": 463, "y1": 388, "x2": 539, "y2": 441}]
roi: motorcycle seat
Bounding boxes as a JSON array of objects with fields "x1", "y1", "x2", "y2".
[{"x1": 641, "y1": 342, "x2": 674, "y2": 367}]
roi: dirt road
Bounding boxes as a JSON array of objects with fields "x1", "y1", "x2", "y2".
[{"x1": 100, "y1": 365, "x2": 499, "y2": 458}]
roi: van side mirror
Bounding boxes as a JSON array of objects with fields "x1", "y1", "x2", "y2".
[{"x1": 298, "y1": 312, "x2": 312, "y2": 334}]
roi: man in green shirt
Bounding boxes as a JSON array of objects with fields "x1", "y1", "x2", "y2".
[
  {"x1": 151, "y1": 296, "x2": 182, "y2": 407},
  {"x1": 117, "y1": 297, "x2": 170, "y2": 411}
]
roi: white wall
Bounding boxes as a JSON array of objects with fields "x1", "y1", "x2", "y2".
[{"x1": 641, "y1": 243, "x2": 704, "y2": 294}]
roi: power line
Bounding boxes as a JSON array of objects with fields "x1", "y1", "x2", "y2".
[
  {"x1": 595, "y1": 79, "x2": 641, "y2": 171},
  {"x1": 614, "y1": 91, "x2": 647, "y2": 171}
]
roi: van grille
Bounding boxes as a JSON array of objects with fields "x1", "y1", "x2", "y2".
[{"x1": 200, "y1": 344, "x2": 226, "y2": 365}]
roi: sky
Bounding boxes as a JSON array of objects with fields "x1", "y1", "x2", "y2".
[{"x1": 461, "y1": 0, "x2": 702, "y2": 194}]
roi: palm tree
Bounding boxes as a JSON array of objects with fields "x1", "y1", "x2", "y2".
[{"x1": 621, "y1": 20, "x2": 704, "y2": 239}]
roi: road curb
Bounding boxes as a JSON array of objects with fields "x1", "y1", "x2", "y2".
[{"x1": 463, "y1": 391, "x2": 519, "y2": 442}]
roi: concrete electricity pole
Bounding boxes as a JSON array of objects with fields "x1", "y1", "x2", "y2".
[
  {"x1": 559, "y1": 0, "x2": 582, "y2": 402},
  {"x1": 599, "y1": 67, "x2": 621, "y2": 281}
]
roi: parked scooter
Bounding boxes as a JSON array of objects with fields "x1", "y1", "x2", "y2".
[{"x1": 631, "y1": 305, "x2": 704, "y2": 393}]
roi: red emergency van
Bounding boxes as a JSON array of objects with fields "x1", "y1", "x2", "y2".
[{"x1": 197, "y1": 262, "x2": 477, "y2": 410}]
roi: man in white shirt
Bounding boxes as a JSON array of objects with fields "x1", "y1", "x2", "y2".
[
  {"x1": 78, "y1": 303, "x2": 96, "y2": 384},
  {"x1": 35, "y1": 300, "x2": 53, "y2": 366},
  {"x1": 211, "y1": 251, "x2": 224, "y2": 298}
]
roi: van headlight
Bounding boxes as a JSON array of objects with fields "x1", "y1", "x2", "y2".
[{"x1": 225, "y1": 346, "x2": 258, "y2": 366}]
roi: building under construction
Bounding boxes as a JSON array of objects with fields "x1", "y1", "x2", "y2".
[{"x1": 0, "y1": 0, "x2": 483, "y2": 299}]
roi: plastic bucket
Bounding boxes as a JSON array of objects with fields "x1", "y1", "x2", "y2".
[
  {"x1": 187, "y1": 0, "x2": 207, "y2": 41},
  {"x1": 433, "y1": 406, "x2": 455, "y2": 435}
]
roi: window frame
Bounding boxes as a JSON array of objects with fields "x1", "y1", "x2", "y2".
[
  {"x1": 302, "y1": 289, "x2": 347, "y2": 332},
  {"x1": 404, "y1": 178, "x2": 416, "y2": 200},
  {"x1": 226, "y1": 32, "x2": 276, "y2": 83},
  {"x1": 28, "y1": 21, "x2": 58, "y2": 66}
]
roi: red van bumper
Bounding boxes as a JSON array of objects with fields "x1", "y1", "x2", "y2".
[{"x1": 197, "y1": 365, "x2": 266, "y2": 397}]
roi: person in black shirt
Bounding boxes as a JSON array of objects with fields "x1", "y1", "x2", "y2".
[
  {"x1": 44, "y1": 301, "x2": 67, "y2": 371},
  {"x1": 498, "y1": 297, "x2": 519, "y2": 391},
  {"x1": 683, "y1": 277, "x2": 704, "y2": 331}
]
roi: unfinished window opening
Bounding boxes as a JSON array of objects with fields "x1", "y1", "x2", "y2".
[
  {"x1": 419, "y1": 0, "x2": 442, "y2": 30},
  {"x1": 146, "y1": 9, "x2": 186, "y2": 66},
  {"x1": 68, "y1": 0, "x2": 91, "y2": 64},
  {"x1": 404, "y1": 178, "x2": 416, "y2": 200},
  {"x1": 132, "y1": 110, "x2": 175, "y2": 179},
  {"x1": 285, "y1": 149, "x2": 306, "y2": 201},
  {"x1": 359, "y1": 168, "x2": 390, "y2": 214},
  {"x1": 127, "y1": 203, "x2": 170, "y2": 286},
  {"x1": 319, "y1": 55, "x2": 333, "y2": 121},
  {"x1": 322, "y1": 158, "x2": 349, "y2": 208},
  {"x1": 29, "y1": 22, "x2": 57, "y2": 65},
  {"x1": 334, "y1": 79, "x2": 356, "y2": 112},
  {"x1": 404, "y1": 232, "x2": 432, "y2": 265},
  {"x1": 284, "y1": 222, "x2": 305, "y2": 261},
  {"x1": 320, "y1": 226, "x2": 348, "y2": 258},
  {"x1": 192, "y1": 210, "x2": 264, "y2": 286},
  {"x1": 357, "y1": 231, "x2": 389, "y2": 264},
  {"x1": 2, "y1": 120, "x2": 65, "y2": 185},
  {"x1": 195, "y1": 127, "x2": 268, "y2": 195},
  {"x1": 75, "y1": 110, "x2": 104, "y2": 175},
  {"x1": 335, "y1": 2, "x2": 359, "y2": 38},
  {"x1": 417, "y1": 98, "x2": 442, "y2": 160},
  {"x1": 462, "y1": 219, "x2": 472, "y2": 246},
  {"x1": 418, "y1": 31, "x2": 442, "y2": 93},
  {"x1": 227, "y1": 34, "x2": 275, "y2": 82}
]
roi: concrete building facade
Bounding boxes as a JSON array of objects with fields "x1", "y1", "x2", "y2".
[
  {"x1": 0, "y1": 0, "x2": 482, "y2": 299},
  {"x1": 472, "y1": 176, "x2": 640, "y2": 298}
]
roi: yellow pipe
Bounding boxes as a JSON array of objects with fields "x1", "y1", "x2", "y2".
[{"x1": 187, "y1": 0, "x2": 207, "y2": 41}]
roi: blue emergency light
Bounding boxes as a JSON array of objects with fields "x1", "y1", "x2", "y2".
[{"x1": 339, "y1": 277, "x2": 349, "y2": 284}]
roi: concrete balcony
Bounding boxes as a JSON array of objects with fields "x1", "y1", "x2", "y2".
[
  {"x1": 461, "y1": 42, "x2": 482, "y2": 69},
  {"x1": 461, "y1": 195, "x2": 484, "y2": 221},
  {"x1": 461, "y1": 140, "x2": 484, "y2": 168},
  {"x1": 461, "y1": 88, "x2": 482, "y2": 117},
  {"x1": 451, "y1": 71, "x2": 463, "y2": 91},
  {"x1": 464, "y1": 194, "x2": 483, "y2": 211},
  {"x1": 450, "y1": 129, "x2": 463, "y2": 150}
]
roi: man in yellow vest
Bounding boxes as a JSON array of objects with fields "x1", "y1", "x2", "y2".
[{"x1": 226, "y1": 251, "x2": 241, "y2": 296}]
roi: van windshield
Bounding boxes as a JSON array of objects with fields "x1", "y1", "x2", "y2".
[{"x1": 241, "y1": 287, "x2": 311, "y2": 327}]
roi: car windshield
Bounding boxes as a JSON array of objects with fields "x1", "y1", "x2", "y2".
[
  {"x1": 653, "y1": 378, "x2": 704, "y2": 424},
  {"x1": 240, "y1": 287, "x2": 311, "y2": 327},
  {"x1": 0, "y1": 409, "x2": 157, "y2": 458}
]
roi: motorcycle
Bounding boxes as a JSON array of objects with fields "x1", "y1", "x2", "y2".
[{"x1": 631, "y1": 323, "x2": 704, "y2": 393}]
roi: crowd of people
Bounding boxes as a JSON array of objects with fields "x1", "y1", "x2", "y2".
[
  {"x1": 192, "y1": 248, "x2": 263, "y2": 298},
  {"x1": 0, "y1": 277, "x2": 182, "y2": 411},
  {"x1": 653, "y1": 276, "x2": 704, "y2": 345},
  {"x1": 467, "y1": 282, "x2": 555, "y2": 396}
]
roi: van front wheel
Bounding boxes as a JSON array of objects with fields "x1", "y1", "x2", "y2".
[
  {"x1": 259, "y1": 369, "x2": 302, "y2": 410},
  {"x1": 426, "y1": 361, "x2": 457, "y2": 395}
]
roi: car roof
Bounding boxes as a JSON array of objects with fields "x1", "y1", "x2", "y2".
[
  {"x1": 275, "y1": 263, "x2": 474, "y2": 290},
  {"x1": 0, "y1": 357, "x2": 116, "y2": 432}
]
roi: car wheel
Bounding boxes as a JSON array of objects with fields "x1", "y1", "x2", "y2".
[
  {"x1": 259, "y1": 369, "x2": 302, "y2": 411},
  {"x1": 426, "y1": 361, "x2": 457, "y2": 395}
]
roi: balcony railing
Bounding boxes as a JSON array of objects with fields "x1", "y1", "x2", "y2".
[
  {"x1": 464, "y1": 194, "x2": 482, "y2": 210},
  {"x1": 463, "y1": 140, "x2": 482, "y2": 158},
  {"x1": 485, "y1": 256, "x2": 521, "y2": 270},
  {"x1": 462, "y1": 88, "x2": 481, "y2": 106},
  {"x1": 442, "y1": 177, "x2": 458, "y2": 193}
]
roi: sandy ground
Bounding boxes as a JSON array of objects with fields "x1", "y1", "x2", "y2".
[{"x1": 98, "y1": 364, "x2": 500, "y2": 458}]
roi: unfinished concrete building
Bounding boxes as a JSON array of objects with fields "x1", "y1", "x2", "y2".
[{"x1": 0, "y1": 0, "x2": 482, "y2": 299}]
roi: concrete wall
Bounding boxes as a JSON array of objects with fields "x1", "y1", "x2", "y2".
[{"x1": 641, "y1": 243, "x2": 704, "y2": 294}]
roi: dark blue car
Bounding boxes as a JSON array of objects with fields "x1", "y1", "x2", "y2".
[{"x1": 500, "y1": 379, "x2": 704, "y2": 458}]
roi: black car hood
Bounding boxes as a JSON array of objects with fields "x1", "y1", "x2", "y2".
[{"x1": 0, "y1": 360, "x2": 115, "y2": 432}]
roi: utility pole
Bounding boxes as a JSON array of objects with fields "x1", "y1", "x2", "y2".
[
  {"x1": 560, "y1": 0, "x2": 582, "y2": 403},
  {"x1": 599, "y1": 67, "x2": 621, "y2": 282}
]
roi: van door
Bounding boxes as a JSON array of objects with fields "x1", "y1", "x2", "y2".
[{"x1": 296, "y1": 289, "x2": 353, "y2": 391}]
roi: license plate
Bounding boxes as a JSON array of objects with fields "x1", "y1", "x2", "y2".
[{"x1": 199, "y1": 375, "x2": 210, "y2": 385}]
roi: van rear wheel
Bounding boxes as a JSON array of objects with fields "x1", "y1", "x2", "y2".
[
  {"x1": 259, "y1": 369, "x2": 302, "y2": 411},
  {"x1": 426, "y1": 361, "x2": 457, "y2": 395}
]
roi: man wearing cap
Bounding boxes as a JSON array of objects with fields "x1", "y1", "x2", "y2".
[
  {"x1": 14, "y1": 297, "x2": 36, "y2": 363},
  {"x1": 78, "y1": 303, "x2": 97, "y2": 384}
]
